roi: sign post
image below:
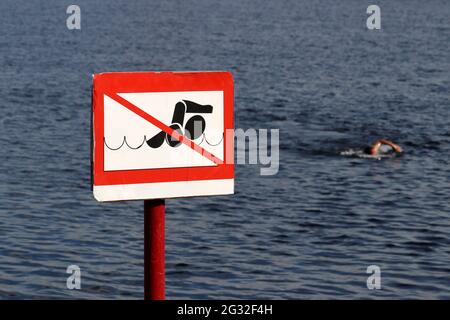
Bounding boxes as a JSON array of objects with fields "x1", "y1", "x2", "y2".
[
  {"x1": 91, "y1": 71, "x2": 234, "y2": 299},
  {"x1": 144, "y1": 199, "x2": 165, "y2": 300}
]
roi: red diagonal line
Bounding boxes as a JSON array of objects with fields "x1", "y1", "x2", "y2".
[{"x1": 105, "y1": 92, "x2": 223, "y2": 165}]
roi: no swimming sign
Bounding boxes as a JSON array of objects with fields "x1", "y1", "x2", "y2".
[{"x1": 91, "y1": 71, "x2": 234, "y2": 202}]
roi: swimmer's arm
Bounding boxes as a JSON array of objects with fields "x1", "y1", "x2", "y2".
[
  {"x1": 370, "y1": 141, "x2": 382, "y2": 155},
  {"x1": 379, "y1": 139, "x2": 402, "y2": 153}
]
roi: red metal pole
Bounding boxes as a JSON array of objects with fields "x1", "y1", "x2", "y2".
[{"x1": 144, "y1": 199, "x2": 165, "y2": 300}]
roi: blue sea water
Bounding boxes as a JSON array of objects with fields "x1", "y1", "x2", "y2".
[{"x1": 0, "y1": 0, "x2": 449, "y2": 299}]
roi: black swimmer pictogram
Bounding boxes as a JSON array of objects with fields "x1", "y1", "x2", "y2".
[{"x1": 147, "y1": 100, "x2": 212, "y2": 148}]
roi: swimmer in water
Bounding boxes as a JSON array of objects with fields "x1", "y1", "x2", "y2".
[{"x1": 364, "y1": 139, "x2": 403, "y2": 156}]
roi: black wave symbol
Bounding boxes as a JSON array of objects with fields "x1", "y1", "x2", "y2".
[{"x1": 104, "y1": 133, "x2": 223, "y2": 151}]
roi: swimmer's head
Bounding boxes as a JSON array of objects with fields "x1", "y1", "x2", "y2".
[{"x1": 363, "y1": 146, "x2": 372, "y2": 155}]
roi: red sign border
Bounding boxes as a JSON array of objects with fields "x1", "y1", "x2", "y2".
[{"x1": 92, "y1": 71, "x2": 234, "y2": 186}]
